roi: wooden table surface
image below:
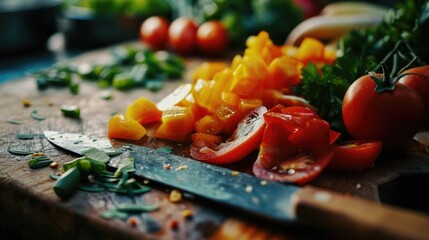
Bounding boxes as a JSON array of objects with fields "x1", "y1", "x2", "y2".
[{"x1": 1, "y1": 45, "x2": 429, "y2": 240}]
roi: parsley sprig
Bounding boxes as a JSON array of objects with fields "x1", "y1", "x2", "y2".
[{"x1": 295, "y1": 0, "x2": 429, "y2": 134}]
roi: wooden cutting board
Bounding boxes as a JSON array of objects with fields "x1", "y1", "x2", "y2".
[{"x1": 1, "y1": 46, "x2": 428, "y2": 240}]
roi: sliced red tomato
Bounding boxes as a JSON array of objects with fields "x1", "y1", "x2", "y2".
[
  {"x1": 252, "y1": 106, "x2": 335, "y2": 184},
  {"x1": 253, "y1": 150, "x2": 333, "y2": 185},
  {"x1": 190, "y1": 106, "x2": 267, "y2": 164},
  {"x1": 328, "y1": 140, "x2": 382, "y2": 171}
]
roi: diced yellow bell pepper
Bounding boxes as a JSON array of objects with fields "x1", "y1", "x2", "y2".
[
  {"x1": 154, "y1": 106, "x2": 195, "y2": 142},
  {"x1": 108, "y1": 114, "x2": 146, "y2": 140}
]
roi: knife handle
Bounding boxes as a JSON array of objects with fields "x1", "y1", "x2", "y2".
[{"x1": 293, "y1": 186, "x2": 429, "y2": 240}]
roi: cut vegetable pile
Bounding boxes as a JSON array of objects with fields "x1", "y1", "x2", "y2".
[{"x1": 108, "y1": 0, "x2": 429, "y2": 185}]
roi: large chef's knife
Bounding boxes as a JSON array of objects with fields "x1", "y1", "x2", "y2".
[{"x1": 45, "y1": 131, "x2": 429, "y2": 239}]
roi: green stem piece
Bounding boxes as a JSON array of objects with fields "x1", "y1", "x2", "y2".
[{"x1": 53, "y1": 167, "x2": 81, "y2": 199}]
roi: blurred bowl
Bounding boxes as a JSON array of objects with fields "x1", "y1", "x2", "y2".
[
  {"x1": 58, "y1": 6, "x2": 143, "y2": 48},
  {"x1": 0, "y1": 0, "x2": 61, "y2": 55}
]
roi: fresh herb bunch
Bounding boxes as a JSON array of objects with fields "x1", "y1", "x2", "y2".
[{"x1": 295, "y1": 0, "x2": 429, "y2": 134}]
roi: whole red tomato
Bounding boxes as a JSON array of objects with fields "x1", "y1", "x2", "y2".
[
  {"x1": 168, "y1": 17, "x2": 198, "y2": 54},
  {"x1": 342, "y1": 71, "x2": 425, "y2": 151},
  {"x1": 398, "y1": 65, "x2": 429, "y2": 126},
  {"x1": 140, "y1": 16, "x2": 169, "y2": 50},
  {"x1": 196, "y1": 21, "x2": 229, "y2": 55}
]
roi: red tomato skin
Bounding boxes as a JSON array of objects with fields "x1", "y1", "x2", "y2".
[
  {"x1": 196, "y1": 21, "x2": 229, "y2": 55},
  {"x1": 342, "y1": 75, "x2": 424, "y2": 151},
  {"x1": 328, "y1": 140, "x2": 382, "y2": 171},
  {"x1": 190, "y1": 106, "x2": 267, "y2": 164},
  {"x1": 398, "y1": 66, "x2": 429, "y2": 126},
  {"x1": 253, "y1": 107, "x2": 335, "y2": 184},
  {"x1": 140, "y1": 16, "x2": 169, "y2": 50},
  {"x1": 168, "y1": 17, "x2": 198, "y2": 54}
]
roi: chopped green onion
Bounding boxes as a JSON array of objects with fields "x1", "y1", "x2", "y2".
[
  {"x1": 18, "y1": 133, "x2": 34, "y2": 140},
  {"x1": 116, "y1": 203, "x2": 159, "y2": 212},
  {"x1": 100, "y1": 210, "x2": 129, "y2": 220},
  {"x1": 49, "y1": 174, "x2": 60, "y2": 180},
  {"x1": 145, "y1": 80, "x2": 164, "y2": 92},
  {"x1": 100, "y1": 91, "x2": 113, "y2": 100},
  {"x1": 53, "y1": 166, "x2": 81, "y2": 199},
  {"x1": 7, "y1": 147, "x2": 33, "y2": 156},
  {"x1": 7, "y1": 119, "x2": 22, "y2": 125},
  {"x1": 60, "y1": 105, "x2": 80, "y2": 119},
  {"x1": 113, "y1": 73, "x2": 135, "y2": 90},
  {"x1": 70, "y1": 82, "x2": 79, "y2": 95},
  {"x1": 31, "y1": 110, "x2": 46, "y2": 121},
  {"x1": 78, "y1": 184, "x2": 105, "y2": 192},
  {"x1": 156, "y1": 146, "x2": 173, "y2": 154},
  {"x1": 28, "y1": 159, "x2": 53, "y2": 169}
]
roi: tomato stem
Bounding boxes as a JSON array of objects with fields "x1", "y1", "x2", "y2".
[
  {"x1": 370, "y1": 60, "x2": 428, "y2": 93},
  {"x1": 370, "y1": 63, "x2": 396, "y2": 93}
]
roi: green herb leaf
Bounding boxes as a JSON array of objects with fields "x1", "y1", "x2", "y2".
[
  {"x1": 82, "y1": 148, "x2": 110, "y2": 164},
  {"x1": 31, "y1": 110, "x2": 46, "y2": 121}
]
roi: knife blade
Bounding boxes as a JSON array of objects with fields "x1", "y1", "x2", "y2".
[{"x1": 45, "y1": 131, "x2": 429, "y2": 239}]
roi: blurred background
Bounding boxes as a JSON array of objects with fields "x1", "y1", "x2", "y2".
[{"x1": 0, "y1": 0, "x2": 394, "y2": 82}]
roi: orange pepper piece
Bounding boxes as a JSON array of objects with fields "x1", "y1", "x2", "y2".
[
  {"x1": 195, "y1": 115, "x2": 224, "y2": 135},
  {"x1": 108, "y1": 114, "x2": 146, "y2": 140},
  {"x1": 191, "y1": 132, "x2": 223, "y2": 146},
  {"x1": 191, "y1": 62, "x2": 228, "y2": 83},
  {"x1": 296, "y1": 38, "x2": 325, "y2": 63},
  {"x1": 154, "y1": 106, "x2": 195, "y2": 142},
  {"x1": 126, "y1": 97, "x2": 162, "y2": 125},
  {"x1": 239, "y1": 98, "x2": 263, "y2": 115},
  {"x1": 268, "y1": 56, "x2": 300, "y2": 89}
]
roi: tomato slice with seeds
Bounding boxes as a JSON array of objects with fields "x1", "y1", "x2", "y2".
[
  {"x1": 253, "y1": 150, "x2": 333, "y2": 184},
  {"x1": 328, "y1": 140, "x2": 382, "y2": 171},
  {"x1": 253, "y1": 106, "x2": 335, "y2": 184},
  {"x1": 190, "y1": 106, "x2": 267, "y2": 164}
]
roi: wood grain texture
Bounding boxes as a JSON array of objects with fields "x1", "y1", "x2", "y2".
[
  {"x1": 1, "y1": 45, "x2": 429, "y2": 239},
  {"x1": 294, "y1": 186, "x2": 429, "y2": 240}
]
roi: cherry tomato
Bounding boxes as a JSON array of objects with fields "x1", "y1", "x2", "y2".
[
  {"x1": 140, "y1": 16, "x2": 169, "y2": 50},
  {"x1": 190, "y1": 106, "x2": 267, "y2": 164},
  {"x1": 196, "y1": 21, "x2": 229, "y2": 55},
  {"x1": 398, "y1": 66, "x2": 429, "y2": 126},
  {"x1": 168, "y1": 17, "x2": 198, "y2": 54},
  {"x1": 252, "y1": 106, "x2": 334, "y2": 184},
  {"x1": 342, "y1": 72, "x2": 425, "y2": 151},
  {"x1": 328, "y1": 140, "x2": 382, "y2": 171}
]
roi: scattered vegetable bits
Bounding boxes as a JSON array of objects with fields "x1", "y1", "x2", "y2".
[{"x1": 169, "y1": 189, "x2": 182, "y2": 203}]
